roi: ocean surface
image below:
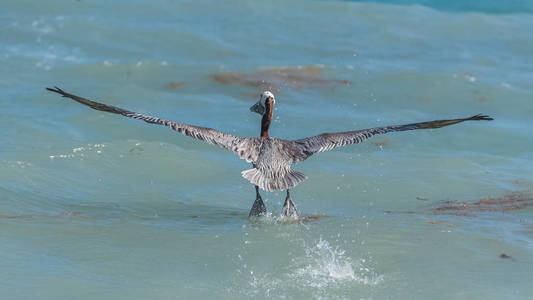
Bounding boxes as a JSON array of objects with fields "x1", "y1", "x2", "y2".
[{"x1": 1, "y1": 0, "x2": 533, "y2": 299}]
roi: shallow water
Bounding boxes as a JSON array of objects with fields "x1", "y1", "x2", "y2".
[{"x1": 1, "y1": 0, "x2": 533, "y2": 299}]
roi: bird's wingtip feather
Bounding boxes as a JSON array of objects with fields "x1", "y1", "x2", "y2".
[
  {"x1": 470, "y1": 114, "x2": 493, "y2": 121},
  {"x1": 46, "y1": 86, "x2": 68, "y2": 97}
]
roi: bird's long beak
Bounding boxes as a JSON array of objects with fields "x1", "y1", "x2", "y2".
[{"x1": 250, "y1": 101, "x2": 265, "y2": 115}]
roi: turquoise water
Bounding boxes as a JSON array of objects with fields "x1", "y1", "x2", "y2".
[{"x1": 2, "y1": 0, "x2": 533, "y2": 299}]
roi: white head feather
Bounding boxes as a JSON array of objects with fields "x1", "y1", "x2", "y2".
[{"x1": 250, "y1": 91, "x2": 275, "y2": 115}]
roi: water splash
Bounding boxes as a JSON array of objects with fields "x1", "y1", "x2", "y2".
[
  {"x1": 49, "y1": 143, "x2": 107, "y2": 160},
  {"x1": 229, "y1": 216, "x2": 380, "y2": 297},
  {"x1": 293, "y1": 237, "x2": 383, "y2": 287}
]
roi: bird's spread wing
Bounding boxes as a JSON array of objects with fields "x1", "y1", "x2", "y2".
[
  {"x1": 46, "y1": 87, "x2": 261, "y2": 163},
  {"x1": 290, "y1": 115, "x2": 493, "y2": 163}
]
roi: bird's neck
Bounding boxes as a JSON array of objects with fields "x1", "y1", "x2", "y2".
[{"x1": 261, "y1": 102, "x2": 273, "y2": 138}]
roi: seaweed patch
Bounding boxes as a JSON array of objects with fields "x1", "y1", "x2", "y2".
[
  {"x1": 212, "y1": 66, "x2": 351, "y2": 93},
  {"x1": 426, "y1": 220, "x2": 444, "y2": 224},
  {"x1": 165, "y1": 81, "x2": 187, "y2": 90},
  {"x1": 370, "y1": 137, "x2": 389, "y2": 147},
  {"x1": 434, "y1": 190, "x2": 533, "y2": 216},
  {"x1": 508, "y1": 180, "x2": 533, "y2": 188}
]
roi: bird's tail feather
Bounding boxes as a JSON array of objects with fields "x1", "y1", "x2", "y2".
[{"x1": 241, "y1": 168, "x2": 307, "y2": 192}]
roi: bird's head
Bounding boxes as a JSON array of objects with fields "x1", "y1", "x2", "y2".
[{"x1": 250, "y1": 91, "x2": 275, "y2": 116}]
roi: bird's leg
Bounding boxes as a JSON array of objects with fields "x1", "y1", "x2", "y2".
[
  {"x1": 249, "y1": 185, "x2": 267, "y2": 217},
  {"x1": 281, "y1": 190, "x2": 299, "y2": 218}
]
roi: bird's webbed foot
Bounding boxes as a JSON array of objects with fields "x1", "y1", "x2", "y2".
[
  {"x1": 281, "y1": 190, "x2": 299, "y2": 219},
  {"x1": 249, "y1": 186, "x2": 267, "y2": 217}
]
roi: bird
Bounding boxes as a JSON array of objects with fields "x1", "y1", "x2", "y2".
[{"x1": 46, "y1": 87, "x2": 493, "y2": 218}]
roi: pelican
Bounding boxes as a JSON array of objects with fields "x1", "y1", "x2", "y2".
[{"x1": 46, "y1": 87, "x2": 493, "y2": 218}]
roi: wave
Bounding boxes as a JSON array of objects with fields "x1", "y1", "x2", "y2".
[{"x1": 344, "y1": 0, "x2": 533, "y2": 14}]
